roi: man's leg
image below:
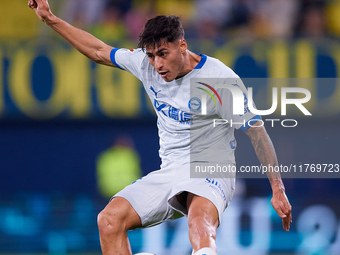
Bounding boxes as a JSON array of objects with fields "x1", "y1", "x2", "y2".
[
  {"x1": 97, "y1": 197, "x2": 142, "y2": 255},
  {"x1": 187, "y1": 193, "x2": 219, "y2": 254}
]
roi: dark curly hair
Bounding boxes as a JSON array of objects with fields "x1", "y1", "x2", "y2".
[{"x1": 138, "y1": 15, "x2": 185, "y2": 50}]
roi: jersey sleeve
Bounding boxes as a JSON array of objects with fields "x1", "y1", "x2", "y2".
[
  {"x1": 216, "y1": 78, "x2": 261, "y2": 131},
  {"x1": 110, "y1": 48, "x2": 146, "y2": 81}
]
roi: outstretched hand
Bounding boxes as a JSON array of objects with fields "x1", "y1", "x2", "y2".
[
  {"x1": 271, "y1": 191, "x2": 292, "y2": 231},
  {"x1": 28, "y1": 0, "x2": 53, "y2": 22}
]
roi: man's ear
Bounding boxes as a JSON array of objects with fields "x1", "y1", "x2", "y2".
[{"x1": 179, "y1": 39, "x2": 187, "y2": 53}]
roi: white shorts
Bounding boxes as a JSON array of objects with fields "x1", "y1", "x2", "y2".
[{"x1": 113, "y1": 164, "x2": 235, "y2": 227}]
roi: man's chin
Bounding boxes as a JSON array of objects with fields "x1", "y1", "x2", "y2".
[{"x1": 162, "y1": 76, "x2": 175, "y2": 82}]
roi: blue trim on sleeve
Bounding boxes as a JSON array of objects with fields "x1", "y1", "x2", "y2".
[
  {"x1": 110, "y1": 48, "x2": 124, "y2": 70},
  {"x1": 239, "y1": 115, "x2": 262, "y2": 131},
  {"x1": 194, "y1": 54, "x2": 207, "y2": 69}
]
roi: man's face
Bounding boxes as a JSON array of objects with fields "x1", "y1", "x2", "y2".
[{"x1": 145, "y1": 40, "x2": 186, "y2": 82}]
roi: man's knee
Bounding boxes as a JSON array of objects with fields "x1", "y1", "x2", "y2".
[
  {"x1": 97, "y1": 197, "x2": 141, "y2": 237},
  {"x1": 97, "y1": 207, "x2": 124, "y2": 236}
]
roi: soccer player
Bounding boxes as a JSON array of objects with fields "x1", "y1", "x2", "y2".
[{"x1": 29, "y1": 1, "x2": 292, "y2": 255}]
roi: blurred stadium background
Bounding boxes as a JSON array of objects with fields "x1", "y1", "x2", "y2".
[{"x1": 0, "y1": 0, "x2": 340, "y2": 254}]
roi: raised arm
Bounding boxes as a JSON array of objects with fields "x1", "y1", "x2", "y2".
[
  {"x1": 28, "y1": 0, "x2": 115, "y2": 67},
  {"x1": 245, "y1": 121, "x2": 292, "y2": 231}
]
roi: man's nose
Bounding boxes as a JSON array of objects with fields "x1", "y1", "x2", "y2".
[{"x1": 154, "y1": 56, "x2": 163, "y2": 70}]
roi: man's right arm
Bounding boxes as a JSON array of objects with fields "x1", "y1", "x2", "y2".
[{"x1": 28, "y1": 0, "x2": 115, "y2": 67}]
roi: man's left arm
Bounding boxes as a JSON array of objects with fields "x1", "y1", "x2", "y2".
[{"x1": 245, "y1": 120, "x2": 292, "y2": 231}]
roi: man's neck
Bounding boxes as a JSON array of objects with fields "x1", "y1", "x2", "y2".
[
  {"x1": 188, "y1": 50, "x2": 202, "y2": 69},
  {"x1": 177, "y1": 51, "x2": 201, "y2": 79}
]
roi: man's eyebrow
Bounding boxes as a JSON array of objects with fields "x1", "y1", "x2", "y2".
[
  {"x1": 146, "y1": 48, "x2": 167, "y2": 55},
  {"x1": 156, "y1": 48, "x2": 167, "y2": 54}
]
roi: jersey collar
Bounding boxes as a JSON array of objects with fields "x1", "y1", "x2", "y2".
[{"x1": 194, "y1": 54, "x2": 207, "y2": 69}]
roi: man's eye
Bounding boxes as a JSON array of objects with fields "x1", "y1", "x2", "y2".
[
  {"x1": 161, "y1": 53, "x2": 167, "y2": 57},
  {"x1": 148, "y1": 55, "x2": 154, "y2": 59}
]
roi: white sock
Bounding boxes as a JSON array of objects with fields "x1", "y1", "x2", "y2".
[{"x1": 192, "y1": 247, "x2": 217, "y2": 255}]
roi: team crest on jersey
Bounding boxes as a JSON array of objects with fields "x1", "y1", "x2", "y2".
[{"x1": 188, "y1": 97, "x2": 201, "y2": 112}]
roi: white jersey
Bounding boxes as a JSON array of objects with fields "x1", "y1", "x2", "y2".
[{"x1": 110, "y1": 48, "x2": 259, "y2": 170}]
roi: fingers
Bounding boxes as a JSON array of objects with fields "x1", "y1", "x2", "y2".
[
  {"x1": 283, "y1": 204, "x2": 292, "y2": 231},
  {"x1": 28, "y1": 0, "x2": 37, "y2": 9},
  {"x1": 282, "y1": 211, "x2": 292, "y2": 231},
  {"x1": 271, "y1": 194, "x2": 293, "y2": 231},
  {"x1": 282, "y1": 216, "x2": 289, "y2": 231},
  {"x1": 282, "y1": 193, "x2": 292, "y2": 215}
]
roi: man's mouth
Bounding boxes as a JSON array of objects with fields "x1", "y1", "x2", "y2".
[{"x1": 159, "y1": 71, "x2": 168, "y2": 78}]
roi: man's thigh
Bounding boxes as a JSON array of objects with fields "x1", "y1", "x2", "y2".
[
  {"x1": 169, "y1": 175, "x2": 235, "y2": 225},
  {"x1": 113, "y1": 168, "x2": 180, "y2": 227}
]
